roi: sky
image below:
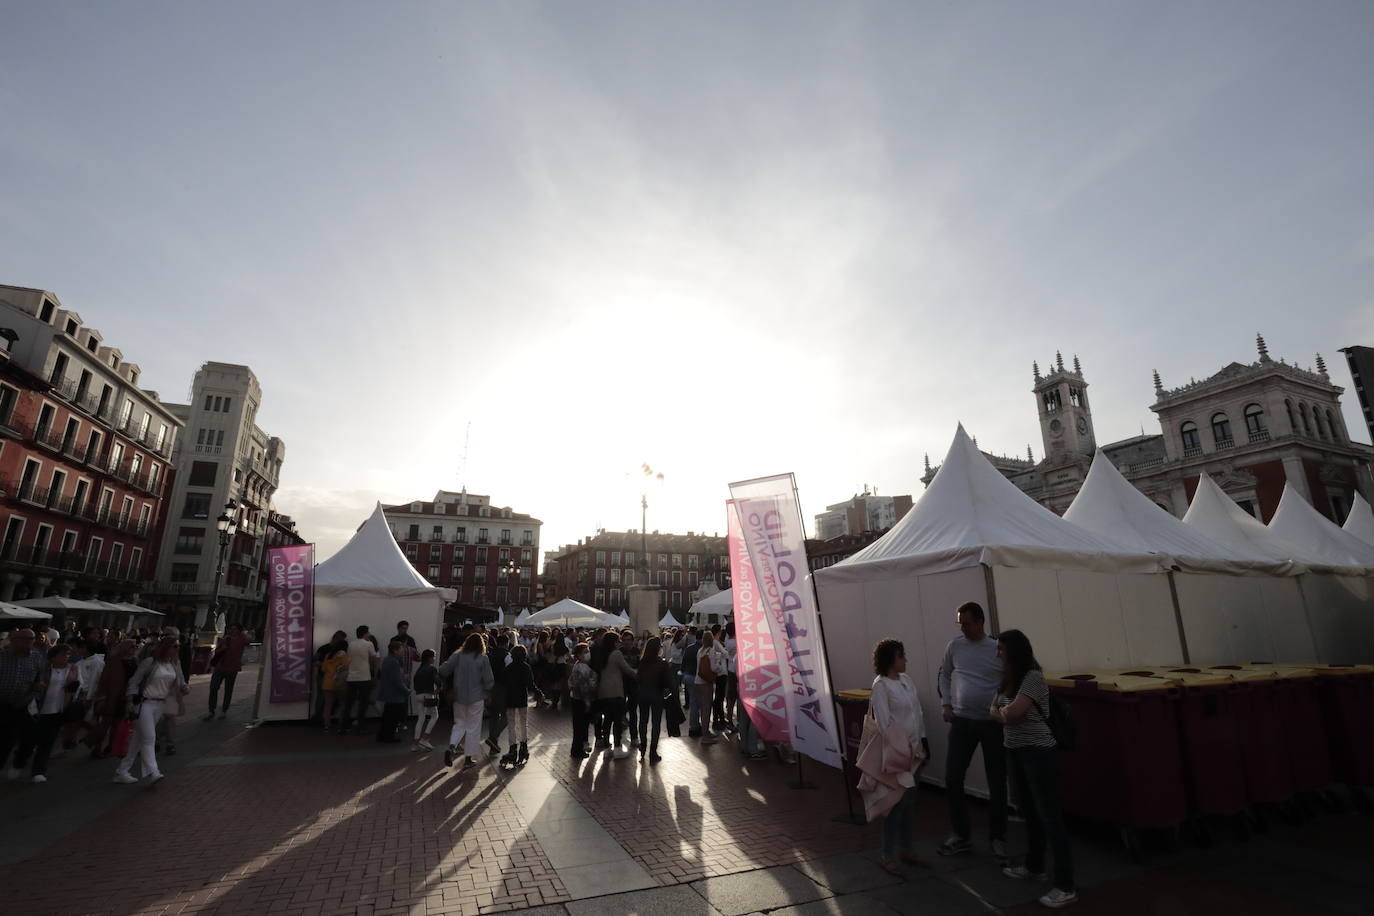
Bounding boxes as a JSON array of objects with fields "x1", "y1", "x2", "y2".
[{"x1": 4, "y1": 2, "x2": 1372, "y2": 564}]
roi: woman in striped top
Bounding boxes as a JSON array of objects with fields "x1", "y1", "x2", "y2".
[{"x1": 988, "y1": 630, "x2": 1076, "y2": 910}]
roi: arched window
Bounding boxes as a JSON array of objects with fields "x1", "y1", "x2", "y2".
[
  {"x1": 1244, "y1": 403, "x2": 1267, "y2": 440},
  {"x1": 1285, "y1": 399, "x2": 1296, "y2": 434},
  {"x1": 1180, "y1": 420, "x2": 1200, "y2": 453},
  {"x1": 1313, "y1": 408, "x2": 1327, "y2": 441},
  {"x1": 1211, "y1": 412, "x2": 1233, "y2": 446},
  {"x1": 1299, "y1": 402, "x2": 1312, "y2": 437},
  {"x1": 1326, "y1": 409, "x2": 1341, "y2": 442}
]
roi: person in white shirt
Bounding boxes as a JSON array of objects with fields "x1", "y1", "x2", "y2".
[
  {"x1": 114, "y1": 637, "x2": 188, "y2": 785},
  {"x1": 342, "y1": 625, "x2": 379, "y2": 735},
  {"x1": 870, "y1": 638, "x2": 928, "y2": 874}
]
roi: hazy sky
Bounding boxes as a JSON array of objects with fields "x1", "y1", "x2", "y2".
[{"x1": 5, "y1": 2, "x2": 1372, "y2": 563}]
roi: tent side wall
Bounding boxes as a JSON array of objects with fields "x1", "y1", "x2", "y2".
[
  {"x1": 255, "y1": 588, "x2": 446, "y2": 723},
  {"x1": 992, "y1": 568, "x2": 1182, "y2": 672},
  {"x1": 1173, "y1": 573, "x2": 1316, "y2": 664},
  {"x1": 1299, "y1": 572, "x2": 1374, "y2": 665}
]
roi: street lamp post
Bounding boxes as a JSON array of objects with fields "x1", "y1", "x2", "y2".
[
  {"x1": 210, "y1": 500, "x2": 238, "y2": 633},
  {"x1": 502, "y1": 559, "x2": 520, "y2": 620}
]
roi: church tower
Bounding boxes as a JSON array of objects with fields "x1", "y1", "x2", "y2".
[{"x1": 1033, "y1": 352, "x2": 1096, "y2": 463}]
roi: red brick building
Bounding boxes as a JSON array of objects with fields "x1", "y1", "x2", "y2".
[
  {"x1": 0, "y1": 286, "x2": 182, "y2": 604},
  {"x1": 552, "y1": 530, "x2": 728, "y2": 615}
]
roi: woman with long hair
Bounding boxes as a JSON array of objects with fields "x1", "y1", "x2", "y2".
[
  {"x1": 114, "y1": 636, "x2": 188, "y2": 784},
  {"x1": 988, "y1": 630, "x2": 1076, "y2": 909},
  {"x1": 89, "y1": 638, "x2": 138, "y2": 758},
  {"x1": 635, "y1": 636, "x2": 671, "y2": 763},
  {"x1": 867, "y1": 639, "x2": 928, "y2": 875},
  {"x1": 592, "y1": 631, "x2": 637, "y2": 757},
  {"x1": 438, "y1": 632, "x2": 494, "y2": 771},
  {"x1": 694, "y1": 632, "x2": 718, "y2": 745}
]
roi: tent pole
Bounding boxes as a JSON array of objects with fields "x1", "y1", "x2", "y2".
[
  {"x1": 982, "y1": 565, "x2": 1001, "y2": 634},
  {"x1": 1166, "y1": 570, "x2": 1190, "y2": 665}
]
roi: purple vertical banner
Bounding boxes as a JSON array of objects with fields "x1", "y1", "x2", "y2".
[{"x1": 269, "y1": 544, "x2": 314, "y2": 703}]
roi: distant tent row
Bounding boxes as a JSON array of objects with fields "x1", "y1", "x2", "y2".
[{"x1": 815, "y1": 426, "x2": 1374, "y2": 793}]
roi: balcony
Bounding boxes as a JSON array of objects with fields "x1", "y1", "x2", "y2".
[
  {"x1": 0, "y1": 547, "x2": 88, "y2": 574},
  {"x1": 498, "y1": 537, "x2": 512, "y2": 546},
  {"x1": 1214, "y1": 437, "x2": 1235, "y2": 451},
  {"x1": 1182, "y1": 445, "x2": 1202, "y2": 459},
  {"x1": 1247, "y1": 428, "x2": 1271, "y2": 444},
  {"x1": 476, "y1": 536, "x2": 490, "y2": 545},
  {"x1": 429, "y1": 534, "x2": 445, "y2": 542},
  {"x1": 452, "y1": 534, "x2": 467, "y2": 544}
]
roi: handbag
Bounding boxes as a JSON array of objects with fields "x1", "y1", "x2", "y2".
[{"x1": 110, "y1": 718, "x2": 134, "y2": 758}]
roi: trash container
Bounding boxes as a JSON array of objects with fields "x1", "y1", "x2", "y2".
[
  {"x1": 1307, "y1": 665, "x2": 1374, "y2": 787},
  {"x1": 835, "y1": 689, "x2": 872, "y2": 780},
  {"x1": 1047, "y1": 671, "x2": 1187, "y2": 831},
  {"x1": 1205, "y1": 664, "x2": 1293, "y2": 806},
  {"x1": 1266, "y1": 664, "x2": 1331, "y2": 794},
  {"x1": 1154, "y1": 668, "x2": 1247, "y2": 817}
]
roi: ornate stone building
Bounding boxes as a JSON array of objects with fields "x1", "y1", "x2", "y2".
[{"x1": 923, "y1": 338, "x2": 1374, "y2": 524}]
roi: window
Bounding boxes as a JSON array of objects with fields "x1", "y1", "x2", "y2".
[
  {"x1": 130, "y1": 453, "x2": 143, "y2": 476},
  {"x1": 474, "y1": 566, "x2": 486, "y2": 582},
  {"x1": 495, "y1": 586, "x2": 508, "y2": 604},
  {"x1": 451, "y1": 566, "x2": 463, "y2": 581},
  {"x1": 595, "y1": 568, "x2": 606, "y2": 584},
  {"x1": 610, "y1": 588, "x2": 621, "y2": 605},
  {"x1": 49, "y1": 469, "x2": 67, "y2": 503},
  {"x1": 432, "y1": 524, "x2": 443, "y2": 541},
  {"x1": 0, "y1": 385, "x2": 17, "y2": 426},
  {"x1": 87, "y1": 537, "x2": 102, "y2": 570},
  {"x1": 188, "y1": 461, "x2": 217, "y2": 487},
  {"x1": 216, "y1": 430, "x2": 225, "y2": 447},
  {"x1": 473, "y1": 587, "x2": 485, "y2": 605},
  {"x1": 520, "y1": 568, "x2": 531, "y2": 584},
  {"x1": 658, "y1": 591, "x2": 667, "y2": 608},
  {"x1": 657, "y1": 553, "x2": 667, "y2": 567},
  {"x1": 171, "y1": 562, "x2": 199, "y2": 583},
  {"x1": 656, "y1": 570, "x2": 667, "y2": 586},
  {"x1": 41, "y1": 300, "x2": 56, "y2": 321},
  {"x1": 1180, "y1": 421, "x2": 1200, "y2": 452},
  {"x1": 138, "y1": 505, "x2": 151, "y2": 532},
  {"x1": 1326, "y1": 409, "x2": 1340, "y2": 442},
  {"x1": 428, "y1": 564, "x2": 440, "y2": 579},
  {"x1": 610, "y1": 567, "x2": 621, "y2": 584},
  {"x1": 223, "y1": 397, "x2": 231, "y2": 412},
  {"x1": 405, "y1": 544, "x2": 418, "y2": 560},
  {"x1": 1211, "y1": 412, "x2": 1232, "y2": 445},
  {"x1": 1244, "y1": 404, "x2": 1267, "y2": 439},
  {"x1": 500, "y1": 529, "x2": 511, "y2": 545},
  {"x1": 212, "y1": 396, "x2": 221, "y2": 411},
  {"x1": 174, "y1": 527, "x2": 205, "y2": 555},
  {"x1": 521, "y1": 530, "x2": 533, "y2": 546},
  {"x1": 1314, "y1": 408, "x2": 1328, "y2": 440},
  {"x1": 521, "y1": 548, "x2": 532, "y2": 563},
  {"x1": 476, "y1": 546, "x2": 487, "y2": 564},
  {"x1": 137, "y1": 413, "x2": 150, "y2": 439},
  {"x1": 478, "y1": 528, "x2": 489, "y2": 544},
  {"x1": 109, "y1": 542, "x2": 125, "y2": 574},
  {"x1": 595, "y1": 589, "x2": 606, "y2": 606},
  {"x1": 688, "y1": 554, "x2": 699, "y2": 569},
  {"x1": 149, "y1": 463, "x2": 160, "y2": 490},
  {"x1": 498, "y1": 547, "x2": 510, "y2": 563},
  {"x1": 671, "y1": 553, "x2": 682, "y2": 568},
  {"x1": 596, "y1": 550, "x2": 606, "y2": 564},
  {"x1": 183, "y1": 493, "x2": 211, "y2": 519},
  {"x1": 689, "y1": 571, "x2": 699, "y2": 587},
  {"x1": 204, "y1": 395, "x2": 213, "y2": 410},
  {"x1": 611, "y1": 551, "x2": 620, "y2": 564},
  {"x1": 430, "y1": 545, "x2": 442, "y2": 561},
  {"x1": 519, "y1": 587, "x2": 530, "y2": 604},
  {"x1": 31, "y1": 524, "x2": 52, "y2": 563},
  {"x1": 1, "y1": 518, "x2": 23, "y2": 561},
  {"x1": 455, "y1": 526, "x2": 466, "y2": 543},
  {"x1": 156, "y1": 424, "x2": 168, "y2": 451},
  {"x1": 671, "y1": 591, "x2": 682, "y2": 609},
  {"x1": 72, "y1": 479, "x2": 89, "y2": 512},
  {"x1": 624, "y1": 569, "x2": 635, "y2": 587}
]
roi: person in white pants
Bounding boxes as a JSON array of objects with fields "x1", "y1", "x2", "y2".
[
  {"x1": 437, "y1": 633, "x2": 494, "y2": 771},
  {"x1": 114, "y1": 637, "x2": 188, "y2": 785}
]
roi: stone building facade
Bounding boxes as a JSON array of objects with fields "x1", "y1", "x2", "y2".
[{"x1": 551, "y1": 529, "x2": 727, "y2": 615}]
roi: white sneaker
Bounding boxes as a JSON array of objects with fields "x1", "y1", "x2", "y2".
[
  {"x1": 1003, "y1": 865, "x2": 1047, "y2": 881},
  {"x1": 147, "y1": 772, "x2": 165, "y2": 784},
  {"x1": 1039, "y1": 888, "x2": 1078, "y2": 908},
  {"x1": 32, "y1": 774, "x2": 47, "y2": 784},
  {"x1": 611, "y1": 744, "x2": 630, "y2": 759},
  {"x1": 113, "y1": 772, "x2": 138, "y2": 784}
]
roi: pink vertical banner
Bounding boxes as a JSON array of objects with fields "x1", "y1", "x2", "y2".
[
  {"x1": 728, "y1": 500, "x2": 790, "y2": 742},
  {"x1": 268, "y1": 544, "x2": 314, "y2": 703}
]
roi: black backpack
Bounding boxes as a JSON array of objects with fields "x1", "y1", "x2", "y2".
[{"x1": 1035, "y1": 692, "x2": 1077, "y2": 752}]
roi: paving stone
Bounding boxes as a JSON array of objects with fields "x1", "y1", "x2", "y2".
[
  {"x1": 794, "y1": 852, "x2": 906, "y2": 894},
  {"x1": 765, "y1": 893, "x2": 905, "y2": 916},
  {"x1": 934, "y1": 864, "x2": 1048, "y2": 910},
  {"x1": 690, "y1": 866, "x2": 832, "y2": 916},
  {"x1": 565, "y1": 884, "x2": 722, "y2": 916},
  {"x1": 865, "y1": 881, "x2": 998, "y2": 915}
]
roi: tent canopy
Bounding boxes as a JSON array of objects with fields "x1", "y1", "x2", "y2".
[
  {"x1": 1064, "y1": 451, "x2": 1287, "y2": 575},
  {"x1": 659, "y1": 611, "x2": 683, "y2": 627},
  {"x1": 1268, "y1": 483, "x2": 1374, "y2": 569},
  {"x1": 1182, "y1": 474, "x2": 1307, "y2": 572},
  {"x1": 1346, "y1": 492, "x2": 1374, "y2": 547},
  {"x1": 316, "y1": 503, "x2": 454, "y2": 597},
  {"x1": 689, "y1": 588, "x2": 733, "y2": 616},
  {"x1": 14, "y1": 596, "x2": 109, "y2": 612},
  {"x1": 0, "y1": 602, "x2": 53, "y2": 622},
  {"x1": 513, "y1": 608, "x2": 531, "y2": 626},
  {"x1": 827, "y1": 425, "x2": 1165, "y2": 581},
  {"x1": 522, "y1": 598, "x2": 623, "y2": 628}
]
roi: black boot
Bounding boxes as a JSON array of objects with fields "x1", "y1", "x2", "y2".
[
  {"x1": 517, "y1": 741, "x2": 529, "y2": 765},
  {"x1": 500, "y1": 744, "x2": 517, "y2": 768}
]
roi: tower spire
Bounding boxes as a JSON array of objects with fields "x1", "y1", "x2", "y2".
[
  {"x1": 923, "y1": 452, "x2": 931, "y2": 473},
  {"x1": 1256, "y1": 332, "x2": 1270, "y2": 362},
  {"x1": 1152, "y1": 369, "x2": 1163, "y2": 396},
  {"x1": 1055, "y1": 350, "x2": 1065, "y2": 372},
  {"x1": 1316, "y1": 353, "x2": 1328, "y2": 377},
  {"x1": 1032, "y1": 360, "x2": 1041, "y2": 382},
  {"x1": 1027, "y1": 444, "x2": 1034, "y2": 461},
  {"x1": 1073, "y1": 354, "x2": 1082, "y2": 375}
]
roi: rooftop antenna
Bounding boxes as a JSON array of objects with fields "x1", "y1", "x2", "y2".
[{"x1": 459, "y1": 422, "x2": 471, "y2": 502}]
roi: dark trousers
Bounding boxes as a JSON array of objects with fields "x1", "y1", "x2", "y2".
[
  {"x1": 946, "y1": 716, "x2": 1008, "y2": 842},
  {"x1": 0, "y1": 706, "x2": 34, "y2": 769},
  {"x1": 624, "y1": 689, "x2": 638, "y2": 741},
  {"x1": 1009, "y1": 747, "x2": 1074, "y2": 892},
  {"x1": 596, "y1": 697, "x2": 626, "y2": 746},
  {"x1": 207, "y1": 670, "x2": 238, "y2": 713},
  {"x1": 344, "y1": 680, "x2": 374, "y2": 729},
  {"x1": 637, "y1": 694, "x2": 663, "y2": 753},
  {"x1": 882, "y1": 785, "x2": 918, "y2": 859},
  {"x1": 377, "y1": 702, "x2": 406, "y2": 742},
  {"x1": 712, "y1": 676, "x2": 728, "y2": 728},
  {"x1": 724, "y1": 672, "x2": 739, "y2": 722},
  {"x1": 571, "y1": 698, "x2": 592, "y2": 752},
  {"x1": 488, "y1": 702, "x2": 508, "y2": 746},
  {"x1": 17, "y1": 712, "x2": 64, "y2": 776}
]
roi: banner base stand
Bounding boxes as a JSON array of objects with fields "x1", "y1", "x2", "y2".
[{"x1": 788, "y1": 755, "x2": 817, "y2": 790}]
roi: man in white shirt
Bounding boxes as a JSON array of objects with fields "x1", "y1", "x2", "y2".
[
  {"x1": 342, "y1": 625, "x2": 379, "y2": 735},
  {"x1": 936, "y1": 601, "x2": 1007, "y2": 860}
]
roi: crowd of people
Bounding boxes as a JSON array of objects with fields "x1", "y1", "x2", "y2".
[{"x1": 0, "y1": 620, "x2": 251, "y2": 786}]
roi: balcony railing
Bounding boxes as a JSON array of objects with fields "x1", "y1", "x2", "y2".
[
  {"x1": 1181, "y1": 445, "x2": 1202, "y2": 459},
  {"x1": 1247, "y1": 428, "x2": 1271, "y2": 443},
  {"x1": 429, "y1": 534, "x2": 445, "y2": 542},
  {"x1": 1214, "y1": 437, "x2": 1235, "y2": 451}
]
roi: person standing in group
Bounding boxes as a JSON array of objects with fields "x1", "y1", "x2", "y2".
[
  {"x1": 485, "y1": 634, "x2": 509, "y2": 756},
  {"x1": 88, "y1": 638, "x2": 137, "y2": 757},
  {"x1": 342, "y1": 625, "x2": 379, "y2": 736},
  {"x1": 619, "y1": 630, "x2": 640, "y2": 748},
  {"x1": 314, "y1": 630, "x2": 349, "y2": 722},
  {"x1": 679, "y1": 628, "x2": 701, "y2": 738},
  {"x1": 439, "y1": 633, "x2": 494, "y2": 771},
  {"x1": 114, "y1": 636, "x2": 188, "y2": 785},
  {"x1": 865, "y1": 639, "x2": 929, "y2": 875},
  {"x1": 708, "y1": 626, "x2": 730, "y2": 733},
  {"x1": 635, "y1": 636, "x2": 672, "y2": 764},
  {"x1": 411, "y1": 650, "x2": 440, "y2": 752},
  {"x1": 376, "y1": 639, "x2": 410, "y2": 744},
  {"x1": 937, "y1": 601, "x2": 1007, "y2": 860},
  {"x1": 204, "y1": 623, "x2": 251, "y2": 721},
  {"x1": 593, "y1": 631, "x2": 637, "y2": 758},
  {"x1": 568, "y1": 642, "x2": 598, "y2": 759},
  {"x1": 695, "y1": 632, "x2": 719, "y2": 746},
  {"x1": 499, "y1": 645, "x2": 541, "y2": 768},
  {"x1": 318, "y1": 634, "x2": 350, "y2": 733},
  {"x1": 722, "y1": 622, "x2": 739, "y2": 732},
  {"x1": 990, "y1": 630, "x2": 1076, "y2": 909}
]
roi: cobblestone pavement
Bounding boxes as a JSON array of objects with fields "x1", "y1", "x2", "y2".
[{"x1": 2, "y1": 679, "x2": 1372, "y2": 915}]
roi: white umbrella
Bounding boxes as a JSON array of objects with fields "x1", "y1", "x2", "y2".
[
  {"x1": 14, "y1": 596, "x2": 109, "y2": 612},
  {"x1": 0, "y1": 601, "x2": 53, "y2": 622},
  {"x1": 523, "y1": 598, "x2": 624, "y2": 628}
]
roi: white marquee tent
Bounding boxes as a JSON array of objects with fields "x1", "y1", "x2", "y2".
[
  {"x1": 522, "y1": 598, "x2": 623, "y2": 628},
  {"x1": 1066, "y1": 453, "x2": 1316, "y2": 665},
  {"x1": 514, "y1": 607, "x2": 531, "y2": 626},
  {"x1": 256, "y1": 503, "x2": 455, "y2": 723},
  {"x1": 659, "y1": 611, "x2": 683, "y2": 628},
  {"x1": 815, "y1": 426, "x2": 1175, "y2": 791},
  {"x1": 688, "y1": 588, "x2": 732, "y2": 623},
  {"x1": 1344, "y1": 493, "x2": 1374, "y2": 546},
  {"x1": 1269, "y1": 483, "x2": 1374, "y2": 568}
]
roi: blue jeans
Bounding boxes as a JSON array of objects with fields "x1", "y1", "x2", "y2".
[
  {"x1": 882, "y1": 785, "x2": 918, "y2": 859},
  {"x1": 737, "y1": 704, "x2": 762, "y2": 754},
  {"x1": 1009, "y1": 746, "x2": 1074, "y2": 892}
]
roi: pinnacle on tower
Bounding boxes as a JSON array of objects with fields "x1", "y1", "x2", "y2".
[
  {"x1": 1056, "y1": 350, "x2": 1065, "y2": 372},
  {"x1": 1153, "y1": 369, "x2": 1163, "y2": 394},
  {"x1": 1032, "y1": 360, "x2": 1041, "y2": 382},
  {"x1": 1073, "y1": 354, "x2": 1082, "y2": 375},
  {"x1": 1256, "y1": 332, "x2": 1270, "y2": 362},
  {"x1": 923, "y1": 452, "x2": 931, "y2": 472},
  {"x1": 1027, "y1": 444, "x2": 1034, "y2": 461},
  {"x1": 1316, "y1": 353, "x2": 1327, "y2": 376}
]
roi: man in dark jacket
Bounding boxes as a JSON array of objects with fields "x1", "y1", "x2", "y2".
[
  {"x1": 376, "y1": 640, "x2": 410, "y2": 743},
  {"x1": 485, "y1": 635, "x2": 510, "y2": 755},
  {"x1": 679, "y1": 629, "x2": 701, "y2": 738}
]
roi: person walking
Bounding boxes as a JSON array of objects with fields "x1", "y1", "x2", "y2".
[
  {"x1": 114, "y1": 636, "x2": 188, "y2": 785},
  {"x1": 411, "y1": 649, "x2": 440, "y2": 751},
  {"x1": 991, "y1": 630, "x2": 1076, "y2": 909},
  {"x1": 88, "y1": 638, "x2": 136, "y2": 757},
  {"x1": 0, "y1": 629, "x2": 46, "y2": 780},
  {"x1": 438, "y1": 633, "x2": 493, "y2": 771},
  {"x1": 376, "y1": 639, "x2": 410, "y2": 743},
  {"x1": 937, "y1": 601, "x2": 1007, "y2": 860},
  {"x1": 864, "y1": 639, "x2": 929, "y2": 875},
  {"x1": 695, "y1": 631, "x2": 719, "y2": 746},
  {"x1": 204, "y1": 623, "x2": 250, "y2": 721},
  {"x1": 593, "y1": 631, "x2": 637, "y2": 758},
  {"x1": 15, "y1": 644, "x2": 77, "y2": 783},
  {"x1": 498, "y1": 645, "x2": 541, "y2": 768},
  {"x1": 635, "y1": 636, "x2": 672, "y2": 763},
  {"x1": 568, "y1": 642, "x2": 597, "y2": 759},
  {"x1": 485, "y1": 634, "x2": 510, "y2": 756},
  {"x1": 343, "y1": 625, "x2": 379, "y2": 735},
  {"x1": 679, "y1": 629, "x2": 701, "y2": 738}
]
